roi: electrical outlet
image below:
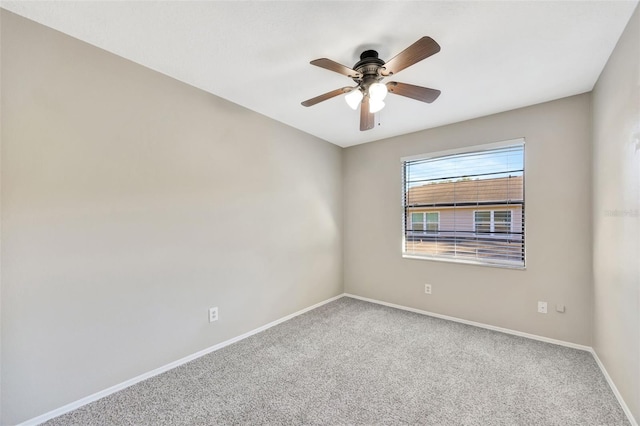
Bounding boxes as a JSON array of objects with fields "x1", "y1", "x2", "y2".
[
  {"x1": 537, "y1": 301, "x2": 547, "y2": 314},
  {"x1": 424, "y1": 284, "x2": 432, "y2": 294},
  {"x1": 209, "y1": 307, "x2": 218, "y2": 323}
]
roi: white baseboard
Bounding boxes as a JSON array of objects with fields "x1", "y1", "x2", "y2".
[
  {"x1": 18, "y1": 293, "x2": 346, "y2": 426},
  {"x1": 344, "y1": 293, "x2": 591, "y2": 351},
  {"x1": 590, "y1": 349, "x2": 638, "y2": 426},
  {"x1": 345, "y1": 293, "x2": 637, "y2": 426}
]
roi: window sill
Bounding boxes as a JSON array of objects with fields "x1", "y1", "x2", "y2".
[{"x1": 402, "y1": 253, "x2": 526, "y2": 270}]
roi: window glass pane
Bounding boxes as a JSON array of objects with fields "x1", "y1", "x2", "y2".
[
  {"x1": 426, "y1": 223, "x2": 439, "y2": 232},
  {"x1": 494, "y1": 211, "x2": 512, "y2": 233},
  {"x1": 475, "y1": 211, "x2": 490, "y2": 233},
  {"x1": 426, "y1": 212, "x2": 439, "y2": 222},
  {"x1": 475, "y1": 211, "x2": 491, "y2": 234},
  {"x1": 494, "y1": 211, "x2": 511, "y2": 220},
  {"x1": 475, "y1": 211, "x2": 490, "y2": 221}
]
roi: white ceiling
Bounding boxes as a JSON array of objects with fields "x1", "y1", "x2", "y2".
[{"x1": 2, "y1": 1, "x2": 638, "y2": 147}]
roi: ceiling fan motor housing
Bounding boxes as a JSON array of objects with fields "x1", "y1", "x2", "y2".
[{"x1": 352, "y1": 50, "x2": 385, "y2": 91}]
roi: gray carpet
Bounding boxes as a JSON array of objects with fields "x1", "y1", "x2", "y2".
[{"x1": 45, "y1": 297, "x2": 629, "y2": 425}]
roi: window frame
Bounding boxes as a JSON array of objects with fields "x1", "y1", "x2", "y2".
[{"x1": 401, "y1": 138, "x2": 525, "y2": 269}]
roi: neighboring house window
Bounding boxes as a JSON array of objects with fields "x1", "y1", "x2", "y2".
[
  {"x1": 474, "y1": 210, "x2": 512, "y2": 234},
  {"x1": 493, "y1": 211, "x2": 512, "y2": 233},
  {"x1": 402, "y1": 139, "x2": 525, "y2": 268},
  {"x1": 410, "y1": 212, "x2": 439, "y2": 233},
  {"x1": 474, "y1": 211, "x2": 492, "y2": 233}
]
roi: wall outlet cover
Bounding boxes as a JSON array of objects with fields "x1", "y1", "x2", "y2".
[
  {"x1": 209, "y1": 307, "x2": 219, "y2": 322},
  {"x1": 537, "y1": 301, "x2": 547, "y2": 314}
]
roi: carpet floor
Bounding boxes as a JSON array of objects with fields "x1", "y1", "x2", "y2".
[{"x1": 45, "y1": 297, "x2": 629, "y2": 425}]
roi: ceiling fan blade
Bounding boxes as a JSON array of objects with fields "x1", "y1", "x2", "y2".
[
  {"x1": 310, "y1": 58, "x2": 362, "y2": 78},
  {"x1": 301, "y1": 87, "x2": 354, "y2": 107},
  {"x1": 381, "y1": 37, "x2": 440, "y2": 76},
  {"x1": 386, "y1": 82, "x2": 441, "y2": 103},
  {"x1": 360, "y1": 97, "x2": 375, "y2": 131}
]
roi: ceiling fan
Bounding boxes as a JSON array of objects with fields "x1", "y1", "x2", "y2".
[{"x1": 301, "y1": 37, "x2": 442, "y2": 131}]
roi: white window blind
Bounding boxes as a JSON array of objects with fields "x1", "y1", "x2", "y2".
[{"x1": 402, "y1": 141, "x2": 525, "y2": 268}]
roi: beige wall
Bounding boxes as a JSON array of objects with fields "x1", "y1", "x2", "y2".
[
  {"x1": 344, "y1": 93, "x2": 592, "y2": 345},
  {"x1": 0, "y1": 11, "x2": 343, "y2": 425},
  {"x1": 592, "y1": 4, "x2": 640, "y2": 422}
]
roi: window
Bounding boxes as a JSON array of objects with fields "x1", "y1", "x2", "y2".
[
  {"x1": 474, "y1": 210, "x2": 512, "y2": 234},
  {"x1": 493, "y1": 211, "x2": 512, "y2": 233},
  {"x1": 426, "y1": 212, "x2": 439, "y2": 232},
  {"x1": 474, "y1": 211, "x2": 492, "y2": 234},
  {"x1": 410, "y1": 212, "x2": 439, "y2": 233},
  {"x1": 402, "y1": 140, "x2": 525, "y2": 268}
]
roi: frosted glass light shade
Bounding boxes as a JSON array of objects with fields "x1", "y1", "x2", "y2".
[
  {"x1": 369, "y1": 83, "x2": 388, "y2": 101},
  {"x1": 369, "y1": 99, "x2": 385, "y2": 113},
  {"x1": 345, "y1": 89, "x2": 363, "y2": 110}
]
